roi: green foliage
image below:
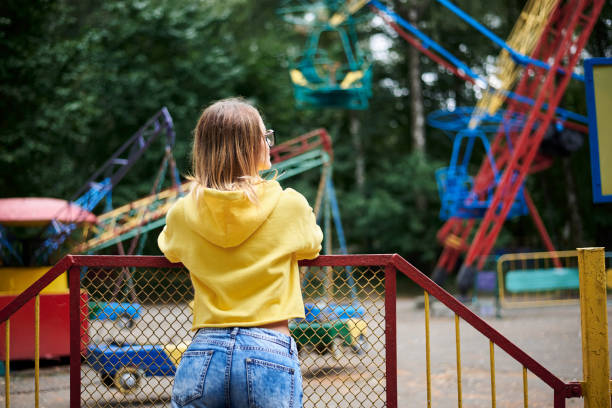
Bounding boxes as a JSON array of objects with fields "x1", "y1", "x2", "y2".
[
  {"x1": 1, "y1": 0, "x2": 611, "y2": 271},
  {"x1": 340, "y1": 152, "x2": 443, "y2": 269}
]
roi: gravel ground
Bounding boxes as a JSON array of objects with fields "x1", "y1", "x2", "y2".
[
  {"x1": 394, "y1": 298, "x2": 608, "y2": 408},
  {"x1": 1, "y1": 297, "x2": 610, "y2": 407}
]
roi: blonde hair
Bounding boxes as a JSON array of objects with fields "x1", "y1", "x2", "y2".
[{"x1": 189, "y1": 97, "x2": 267, "y2": 202}]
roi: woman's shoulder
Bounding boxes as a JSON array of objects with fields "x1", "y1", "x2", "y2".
[
  {"x1": 166, "y1": 192, "x2": 189, "y2": 220},
  {"x1": 278, "y1": 186, "x2": 311, "y2": 211}
]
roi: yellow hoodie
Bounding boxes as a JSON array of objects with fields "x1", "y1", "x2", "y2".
[{"x1": 158, "y1": 180, "x2": 323, "y2": 329}]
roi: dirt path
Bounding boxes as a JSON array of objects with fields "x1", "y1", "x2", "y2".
[{"x1": 395, "y1": 298, "x2": 601, "y2": 407}]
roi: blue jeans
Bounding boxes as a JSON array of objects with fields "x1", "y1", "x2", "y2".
[{"x1": 171, "y1": 327, "x2": 303, "y2": 408}]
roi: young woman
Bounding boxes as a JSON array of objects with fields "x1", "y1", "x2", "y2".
[{"x1": 158, "y1": 98, "x2": 323, "y2": 408}]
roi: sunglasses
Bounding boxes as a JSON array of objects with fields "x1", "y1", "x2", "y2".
[{"x1": 264, "y1": 129, "x2": 275, "y2": 147}]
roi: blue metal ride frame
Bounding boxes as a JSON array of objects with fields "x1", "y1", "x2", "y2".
[
  {"x1": 305, "y1": 166, "x2": 357, "y2": 302},
  {"x1": 584, "y1": 57, "x2": 612, "y2": 203},
  {"x1": 437, "y1": 129, "x2": 528, "y2": 220},
  {"x1": 325, "y1": 175, "x2": 358, "y2": 301},
  {"x1": 370, "y1": 0, "x2": 480, "y2": 81},
  {"x1": 0, "y1": 225, "x2": 23, "y2": 265},
  {"x1": 369, "y1": 0, "x2": 589, "y2": 126},
  {"x1": 314, "y1": 167, "x2": 348, "y2": 258},
  {"x1": 427, "y1": 107, "x2": 526, "y2": 137},
  {"x1": 434, "y1": 0, "x2": 584, "y2": 82},
  {"x1": 428, "y1": 107, "x2": 530, "y2": 220}
]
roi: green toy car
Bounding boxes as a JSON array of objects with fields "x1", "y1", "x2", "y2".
[{"x1": 289, "y1": 318, "x2": 368, "y2": 360}]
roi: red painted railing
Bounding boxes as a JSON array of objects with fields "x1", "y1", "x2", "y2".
[{"x1": 0, "y1": 254, "x2": 583, "y2": 407}]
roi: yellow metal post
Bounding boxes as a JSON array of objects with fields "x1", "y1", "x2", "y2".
[
  {"x1": 578, "y1": 247, "x2": 610, "y2": 408},
  {"x1": 424, "y1": 291, "x2": 432, "y2": 408},
  {"x1": 522, "y1": 366, "x2": 528, "y2": 408},
  {"x1": 490, "y1": 341, "x2": 496, "y2": 408},
  {"x1": 455, "y1": 314, "x2": 463, "y2": 408}
]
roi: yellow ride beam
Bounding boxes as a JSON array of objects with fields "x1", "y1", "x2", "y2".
[
  {"x1": 329, "y1": 0, "x2": 369, "y2": 27},
  {"x1": 74, "y1": 182, "x2": 190, "y2": 253},
  {"x1": 470, "y1": 0, "x2": 558, "y2": 126}
]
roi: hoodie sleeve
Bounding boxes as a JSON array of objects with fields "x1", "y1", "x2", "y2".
[
  {"x1": 157, "y1": 204, "x2": 182, "y2": 263},
  {"x1": 289, "y1": 190, "x2": 323, "y2": 260}
]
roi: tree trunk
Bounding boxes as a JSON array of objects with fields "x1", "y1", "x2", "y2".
[
  {"x1": 407, "y1": 5, "x2": 426, "y2": 156},
  {"x1": 350, "y1": 112, "x2": 366, "y2": 193},
  {"x1": 405, "y1": 3, "x2": 427, "y2": 211},
  {"x1": 561, "y1": 157, "x2": 584, "y2": 246}
]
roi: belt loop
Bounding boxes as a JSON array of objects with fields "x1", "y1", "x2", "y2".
[
  {"x1": 231, "y1": 327, "x2": 239, "y2": 337},
  {"x1": 289, "y1": 336, "x2": 294, "y2": 355}
]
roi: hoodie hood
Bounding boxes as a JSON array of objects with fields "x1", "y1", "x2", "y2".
[{"x1": 183, "y1": 180, "x2": 282, "y2": 248}]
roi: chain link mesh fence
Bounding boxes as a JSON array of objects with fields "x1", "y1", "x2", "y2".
[{"x1": 80, "y1": 263, "x2": 387, "y2": 407}]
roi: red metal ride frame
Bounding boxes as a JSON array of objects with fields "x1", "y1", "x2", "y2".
[
  {"x1": 435, "y1": 0, "x2": 604, "y2": 274},
  {"x1": 464, "y1": 0, "x2": 604, "y2": 270},
  {"x1": 269, "y1": 128, "x2": 333, "y2": 164}
]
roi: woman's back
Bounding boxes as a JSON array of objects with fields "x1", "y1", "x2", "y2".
[{"x1": 158, "y1": 180, "x2": 322, "y2": 329}]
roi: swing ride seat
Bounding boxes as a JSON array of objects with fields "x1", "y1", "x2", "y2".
[
  {"x1": 289, "y1": 318, "x2": 368, "y2": 356},
  {"x1": 432, "y1": 124, "x2": 529, "y2": 221},
  {"x1": 287, "y1": 14, "x2": 373, "y2": 109},
  {"x1": 303, "y1": 301, "x2": 365, "y2": 322},
  {"x1": 294, "y1": 302, "x2": 367, "y2": 358},
  {"x1": 291, "y1": 63, "x2": 372, "y2": 110},
  {"x1": 88, "y1": 301, "x2": 141, "y2": 323},
  {"x1": 436, "y1": 167, "x2": 529, "y2": 220},
  {"x1": 504, "y1": 267, "x2": 579, "y2": 293},
  {"x1": 294, "y1": 62, "x2": 327, "y2": 85}
]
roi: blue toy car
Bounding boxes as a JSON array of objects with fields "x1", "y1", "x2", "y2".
[{"x1": 87, "y1": 342, "x2": 186, "y2": 393}]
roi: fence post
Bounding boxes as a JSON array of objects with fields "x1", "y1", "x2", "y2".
[
  {"x1": 385, "y1": 263, "x2": 398, "y2": 408},
  {"x1": 69, "y1": 264, "x2": 81, "y2": 408},
  {"x1": 578, "y1": 247, "x2": 610, "y2": 408}
]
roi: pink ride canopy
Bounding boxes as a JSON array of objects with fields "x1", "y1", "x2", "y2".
[{"x1": 0, "y1": 197, "x2": 97, "y2": 226}]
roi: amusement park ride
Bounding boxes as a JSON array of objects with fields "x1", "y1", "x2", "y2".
[
  {"x1": 279, "y1": 0, "x2": 603, "y2": 295},
  {"x1": 0, "y1": 107, "x2": 177, "y2": 364},
  {"x1": 279, "y1": 0, "x2": 373, "y2": 109}
]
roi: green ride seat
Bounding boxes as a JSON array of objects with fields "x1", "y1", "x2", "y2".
[{"x1": 505, "y1": 267, "x2": 579, "y2": 293}]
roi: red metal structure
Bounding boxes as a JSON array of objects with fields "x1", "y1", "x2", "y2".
[
  {"x1": 433, "y1": 0, "x2": 604, "y2": 289},
  {"x1": 0, "y1": 293, "x2": 89, "y2": 361},
  {"x1": 0, "y1": 254, "x2": 588, "y2": 406},
  {"x1": 269, "y1": 128, "x2": 333, "y2": 164},
  {"x1": 73, "y1": 128, "x2": 335, "y2": 255}
]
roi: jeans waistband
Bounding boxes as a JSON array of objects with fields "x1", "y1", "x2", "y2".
[{"x1": 194, "y1": 327, "x2": 293, "y2": 350}]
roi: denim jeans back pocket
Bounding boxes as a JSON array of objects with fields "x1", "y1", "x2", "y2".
[
  {"x1": 246, "y1": 357, "x2": 295, "y2": 408},
  {"x1": 172, "y1": 350, "x2": 214, "y2": 407}
]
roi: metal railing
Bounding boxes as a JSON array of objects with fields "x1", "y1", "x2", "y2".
[{"x1": 0, "y1": 253, "x2": 607, "y2": 407}]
